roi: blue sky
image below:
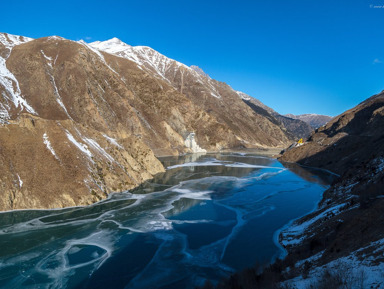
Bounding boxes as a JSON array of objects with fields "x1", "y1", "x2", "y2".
[{"x1": 1, "y1": 0, "x2": 384, "y2": 116}]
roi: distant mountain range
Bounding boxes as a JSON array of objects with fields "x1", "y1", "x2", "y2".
[
  {"x1": 285, "y1": 113, "x2": 332, "y2": 129},
  {"x1": 238, "y1": 94, "x2": 332, "y2": 139}
]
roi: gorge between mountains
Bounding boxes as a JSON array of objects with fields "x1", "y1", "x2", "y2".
[{"x1": 1, "y1": 32, "x2": 383, "y2": 289}]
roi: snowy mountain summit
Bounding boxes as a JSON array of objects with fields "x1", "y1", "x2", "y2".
[{"x1": 89, "y1": 37, "x2": 132, "y2": 54}]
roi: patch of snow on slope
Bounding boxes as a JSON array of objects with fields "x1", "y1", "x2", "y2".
[
  {"x1": 47, "y1": 36, "x2": 64, "y2": 41},
  {"x1": 0, "y1": 102, "x2": 10, "y2": 123},
  {"x1": 65, "y1": 131, "x2": 92, "y2": 159},
  {"x1": 49, "y1": 72, "x2": 71, "y2": 118},
  {"x1": 283, "y1": 245, "x2": 384, "y2": 289},
  {"x1": 0, "y1": 33, "x2": 33, "y2": 51},
  {"x1": 190, "y1": 65, "x2": 211, "y2": 79},
  {"x1": 102, "y1": 134, "x2": 123, "y2": 149},
  {"x1": 43, "y1": 133, "x2": 59, "y2": 160},
  {"x1": 375, "y1": 157, "x2": 384, "y2": 172},
  {"x1": 236, "y1": 91, "x2": 251, "y2": 101},
  {"x1": 41, "y1": 50, "x2": 53, "y2": 68},
  {"x1": 83, "y1": 137, "x2": 115, "y2": 163},
  {"x1": 281, "y1": 203, "x2": 347, "y2": 246},
  {"x1": 40, "y1": 50, "x2": 52, "y2": 62},
  {"x1": 17, "y1": 174, "x2": 23, "y2": 188},
  {"x1": 0, "y1": 58, "x2": 36, "y2": 114},
  {"x1": 0, "y1": 33, "x2": 36, "y2": 117}
]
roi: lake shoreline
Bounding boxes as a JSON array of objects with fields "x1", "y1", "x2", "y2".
[{"x1": 155, "y1": 147, "x2": 285, "y2": 158}]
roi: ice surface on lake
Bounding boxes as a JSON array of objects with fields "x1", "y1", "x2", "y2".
[{"x1": 0, "y1": 153, "x2": 334, "y2": 289}]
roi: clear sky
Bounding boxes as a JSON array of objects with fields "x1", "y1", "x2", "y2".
[{"x1": 1, "y1": 0, "x2": 384, "y2": 116}]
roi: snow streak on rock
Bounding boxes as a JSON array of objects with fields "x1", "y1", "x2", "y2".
[
  {"x1": 43, "y1": 133, "x2": 59, "y2": 160},
  {"x1": 0, "y1": 33, "x2": 36, "y2": 119},
  {"x1": 65, "y1": 131, "x2": 93, "y2": 159},
  {"x1": 102, "y1": 134, "x2": 123, "y2": 149}
]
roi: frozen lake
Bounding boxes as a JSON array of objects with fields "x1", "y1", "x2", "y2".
[{"x1": 0, "y1": 153, "x2": 335, "y2": 288}]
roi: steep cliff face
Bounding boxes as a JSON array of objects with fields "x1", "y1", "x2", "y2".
[{"x1": 0, "y1": 32, "x2": 294, "y2": 211}]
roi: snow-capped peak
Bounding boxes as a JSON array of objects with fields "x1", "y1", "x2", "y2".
[
  {"x1": 89, "y1": 37, "x2": 132, "y2": 54},
  {"x1": 109, "y1": 37, "x2": 125, "y2": 44},
  {"x1": 89, "y1": 38, "x2": 190, "y2": 80}
]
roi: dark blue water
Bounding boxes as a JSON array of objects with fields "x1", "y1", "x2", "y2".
[{"x1": 0, "y1": 153, "x2": 335, "y2": 288}]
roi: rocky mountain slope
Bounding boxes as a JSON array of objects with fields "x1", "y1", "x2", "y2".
[
  {"x1": 0, "y1": 33, "x2": 165, "y2": 211},
  {"x1": 90, "y1": 38, "x2": 292, "y2": 149},
  {"x1": 278, "y1": 91, "x2": 384, "y2": 288},
  {"x1": 0, "y1": 32, "x2": 293, "y2": 211},
  {"x1": 273, "y1": 114, "x2": 313, "y2": 139},
  {"x1": 285, "y1": 113, "x2": 332, "y2": 129}
]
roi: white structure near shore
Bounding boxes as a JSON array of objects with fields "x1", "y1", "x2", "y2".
[{"x1": 184, "y1": 132, "x2": 206, "y2": 153}]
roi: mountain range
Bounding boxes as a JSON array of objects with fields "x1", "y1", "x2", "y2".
[
  {"x1": 0, "y1": 32, "x2": 334, "y2": 211},
  {"x1": 285, "y1": 113, "x2": 332, "y2": 129}
]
